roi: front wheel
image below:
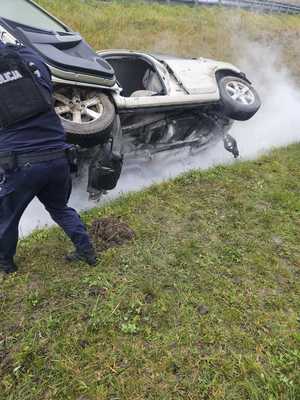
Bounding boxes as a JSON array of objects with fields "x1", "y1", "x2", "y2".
[
  {"x1": 217, "y1": 76, "x2": 261, "y2": 121},
  {"x1": 54, "y1": 87, "x2": 116, "y2": 148}
]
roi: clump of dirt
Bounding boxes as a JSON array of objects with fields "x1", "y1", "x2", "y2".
[
  {"x1": 89, "y1": 217, "x2": 135, "y2": 253},
  {"x1": 0, "y1": 349, "x2": 13, "y2": 377},
  {"x1": 144, "y1": 292, "x2": 155, "y2": 304},
  {"x1": 88, "y1": 286, "x2": 108, "y2": 298},
  {"x1": 197, "y1": 304, "x2": 209, "y2": 315}
]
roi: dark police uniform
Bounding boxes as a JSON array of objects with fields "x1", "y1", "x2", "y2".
[{"x1": 0, "y1": 42, "x2": 96, "y2": 274}]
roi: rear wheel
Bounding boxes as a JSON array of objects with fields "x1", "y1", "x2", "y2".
[
  {"x1": 217, "y1": 76, "x2": 261, "y2": 121},
  {"x1": 54, "y1": 87, "x2": 116, "y2": 147}
]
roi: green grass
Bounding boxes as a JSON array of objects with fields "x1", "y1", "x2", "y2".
[
  {"x1": 35, "y1": 0, "x2": 300, "y2": 77},
  {"x1": 1, "y1": 144, "x2": 300, "y2": 399},
  {"x1": 1, "y1": 1, "x2": 300, "y2": 398}
]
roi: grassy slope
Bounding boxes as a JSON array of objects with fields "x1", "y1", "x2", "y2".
[
  {"x1": 1, "y1": 145, "x2": 300, "y2": 399},
  {"x1": 0, "y1": 1, "x2": 300, "y2": 399},
  {"x1": 35, "y1": 0, "x2": 300, "y2": 77}
]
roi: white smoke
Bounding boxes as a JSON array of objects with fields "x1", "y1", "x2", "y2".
[
  {"x1": 19, "y1": 42, "x2": 300, "y2": 236},
  {"x1": 230, "y1": 40, "x2": 300, "y2": 155}
]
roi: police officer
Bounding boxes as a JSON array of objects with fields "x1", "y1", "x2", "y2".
[{"x1": 0, "y1": 41, "x2": 97, "y2": 274}]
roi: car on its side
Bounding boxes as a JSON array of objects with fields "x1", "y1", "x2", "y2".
[
  {"x1": 94, "y1": 49, "x2": 260, "y2": 157},
  {"x1": 0, "y1": 0, "x2": 261, "y2": 194}
]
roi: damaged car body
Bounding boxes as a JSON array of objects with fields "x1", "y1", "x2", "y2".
[
  {"x1": 97, "y1": 49, "x2": 257, "y2": 159},
  {"x1": 0, "y1": 0, "x2": 261, "y2": 197}
]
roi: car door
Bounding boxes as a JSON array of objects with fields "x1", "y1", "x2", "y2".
[{"x1": 100, "y1": 51, "x2": 221, "y2": 112}]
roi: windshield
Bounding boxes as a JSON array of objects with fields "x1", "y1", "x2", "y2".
[{"x1": 0, "y1": 0, "x2": 67, "y2": 32}]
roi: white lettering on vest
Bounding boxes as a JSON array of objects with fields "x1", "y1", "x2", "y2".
[{"x1": 0, "y1": 70, "x2": 23, "y2": 85}]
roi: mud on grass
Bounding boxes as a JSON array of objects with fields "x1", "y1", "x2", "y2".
[{"x1": 89, "y1": 217, "x2": 135, "y2": 253}]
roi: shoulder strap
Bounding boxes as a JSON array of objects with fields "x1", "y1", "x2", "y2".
[{"x1": 0, "y1": 46, "x2": 52, "y2": 129}]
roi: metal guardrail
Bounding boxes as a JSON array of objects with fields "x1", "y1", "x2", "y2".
[{"x1": 153, "y1": 0, "x2": 300, "y2": 14}]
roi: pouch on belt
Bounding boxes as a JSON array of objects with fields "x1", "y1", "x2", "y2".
[
  {"x1": 0, "y1": 170, "x2": 17, "y2": 198},
  {"x1": 0, "y1": 155, "x2": 15, "y2": 197}
]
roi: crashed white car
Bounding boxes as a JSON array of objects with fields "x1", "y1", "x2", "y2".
[
  {"x1": 0, "y1": 0, "x2": 260, "y2": 158},
  {"x1": 95, "y1": 49, "x2": 261, "y2": 157},
  {"x1": 0, "y1": 0, "x2": 261, "y2": 195}
]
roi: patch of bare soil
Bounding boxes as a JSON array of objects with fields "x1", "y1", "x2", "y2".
[
  {"x1": 0, "y1": 335, "x2": 13, "y2": 378},
  {"x1": 89, "y1": 217, "x2": 135, "y2": 253}
]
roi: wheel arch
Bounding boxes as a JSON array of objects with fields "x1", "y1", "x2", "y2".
[{"x1": 215, "y1": 69, "x2": 252, "y2": 85}]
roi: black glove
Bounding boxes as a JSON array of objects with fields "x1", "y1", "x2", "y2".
[
  {"x1": 66, "y1": 146, "x2": 79, "y2": 174},
  {"x1": 0, "y1": 166, "x2": 6, "y2": 184}
]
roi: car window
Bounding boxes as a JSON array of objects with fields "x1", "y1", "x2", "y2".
[{"x1": 0, "y1": 0, "x2": 67, "y2": 32}]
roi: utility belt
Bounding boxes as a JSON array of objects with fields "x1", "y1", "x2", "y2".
[{"x1": 0, "y1": 148, "x2": 68, "y2": 171}]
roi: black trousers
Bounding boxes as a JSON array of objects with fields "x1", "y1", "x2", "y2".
[{"x1": 0, "y1": 157, "x2": 93, "y2": 262}]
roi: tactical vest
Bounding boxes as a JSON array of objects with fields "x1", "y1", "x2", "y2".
[{"x1": 0, "y1": 46, "x2": 52, "y2": 129}]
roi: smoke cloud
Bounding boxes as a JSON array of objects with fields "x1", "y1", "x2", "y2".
[{"x1": 19, "y1": 41, "x2": 300, "y2": 236}]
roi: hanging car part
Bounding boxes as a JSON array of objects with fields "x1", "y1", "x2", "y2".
[
  {"x1": 223, "y1": 133, "x2": 239, "y2": 158},
  {"x1": 87, "y1": 139, "x2": 123, "y2": 196}
]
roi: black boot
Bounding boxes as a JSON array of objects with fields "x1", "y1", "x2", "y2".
[
  {"x1": 65, "y1": 248, "x2": 97, "y2": 266},
  {"x1": 0, "y1": 258, "x2": 18, "y2": 275}
]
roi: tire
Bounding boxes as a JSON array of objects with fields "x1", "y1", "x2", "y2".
[
  {"x1": 54, "y1": 87, "x2": 116, "y2": 148},
  {"x1": 217, "y1": 76, "x2": 261, "y2": 121}
]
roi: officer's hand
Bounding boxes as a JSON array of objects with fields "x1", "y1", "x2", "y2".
[
  {"x1": 28, "y1": 62, "x2": 42, "y2": 78},
  {"x1": 0, "y1": 167, "x2": 6, "y2": 185}
]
